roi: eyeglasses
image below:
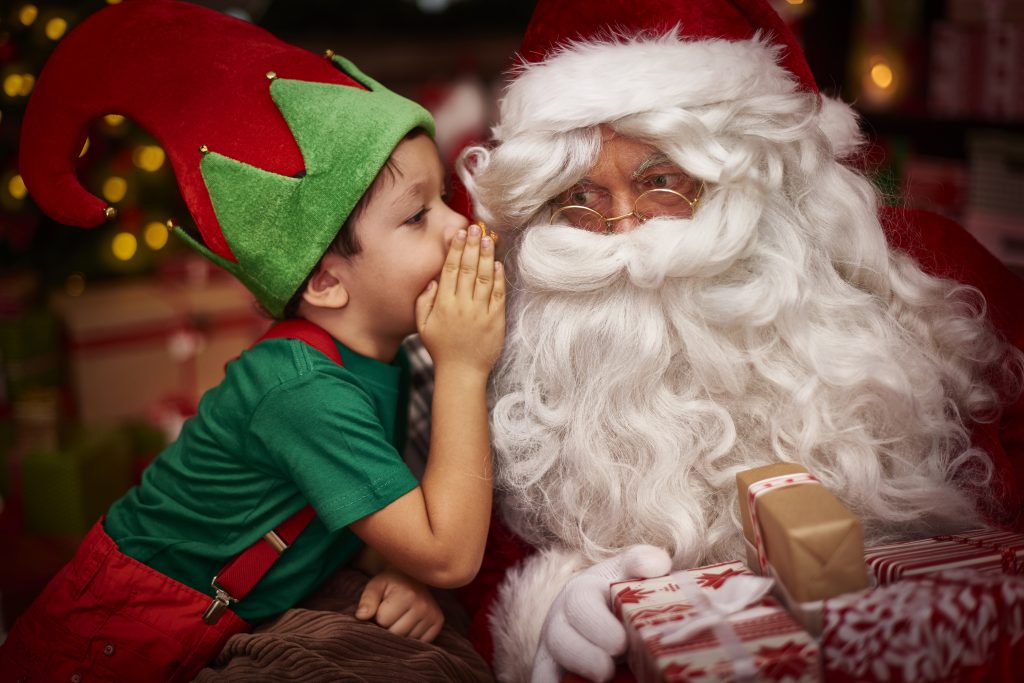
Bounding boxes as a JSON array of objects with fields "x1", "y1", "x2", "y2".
[{"x1": 550, "y1": 185, "x2": 704, "y2": 234}]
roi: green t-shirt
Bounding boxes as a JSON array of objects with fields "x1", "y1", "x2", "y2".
[{"x1": 105, "y1": 337, "x2": 420, "y2": 621}]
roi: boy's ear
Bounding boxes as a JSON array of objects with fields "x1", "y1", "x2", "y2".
[{"x1": 301, "y1": 253, "x2": 349, "y2": 310}]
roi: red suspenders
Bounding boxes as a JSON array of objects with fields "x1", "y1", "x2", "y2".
[{"x1": 202, "y1": 319, "x2": 340, "y2": 624}]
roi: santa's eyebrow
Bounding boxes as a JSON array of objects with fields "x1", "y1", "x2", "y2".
[{"x1": 632, "y1": 153, "x2": 674, "y2": 179}]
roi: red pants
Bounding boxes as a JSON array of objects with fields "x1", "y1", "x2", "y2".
[{"x1": 0, "y1": 519, "x2": 247, "y2": 683}]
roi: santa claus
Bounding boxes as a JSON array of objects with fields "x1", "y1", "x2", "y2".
[{"x1": 456, "y1": 0, "x2": 1024, "y2": 681}]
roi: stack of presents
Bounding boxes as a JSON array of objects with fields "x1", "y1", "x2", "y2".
[
  {"x1": 929, "y1": 0, "x2": 1024, "y2": 122},
  {"x1": 611, "y1": 463, "x2": 1023, "y2": 682},
  {"x1": 0, "y1": 264, "x2": 268, "y2": 624}
]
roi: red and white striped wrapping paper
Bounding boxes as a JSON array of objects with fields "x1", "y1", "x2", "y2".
[
  {"x1": 864, "y1": 528, "x2": 1024, "y2": 585},
  {"x1": 821, "y1": 569, "x2": 1024, "y2": 682},
  {"x1": 611, "y1": 561, "x2": 820, "y2": 682}
]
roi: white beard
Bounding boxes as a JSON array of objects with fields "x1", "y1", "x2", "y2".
[{"x1": 490, "y1": 202, "x2": 1011, "y2": 569}]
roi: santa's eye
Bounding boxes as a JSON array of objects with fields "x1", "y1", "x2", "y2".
[
  {"x1": 558, "y1": 185, "x2": 608, "y2": 210},
  {"x1": 638, "y1": 168, "x2": 682, "y2": 189},
  {"x1": 641, "y1": 170, "x2": 701, "y2": 197}
]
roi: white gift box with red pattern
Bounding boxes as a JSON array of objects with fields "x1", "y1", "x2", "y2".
[
  {"x1": 820, "y1": 569, "x2": 1024, "y2": 682},
  {"x1": 611, "y1": 561, "x2": 821, "y2": 682},
  {"x1": 863, "y1": 528, "x2": 1024, "y2": 584},
  {"x1": 48, "y1": 275, "x2": 269, "y2": 425}
]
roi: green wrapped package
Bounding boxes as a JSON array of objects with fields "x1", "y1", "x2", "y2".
[
  {"x1": 0, "y1": 308, "x2": 62, "y2": 401},
  {"x1": 21, "y1": 426, "x2": 133, "y2": 537}
]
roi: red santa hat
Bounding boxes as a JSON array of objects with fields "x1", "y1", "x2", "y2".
[{"x1": 495, "y1": 0, "x2": 861, "y2": 157}]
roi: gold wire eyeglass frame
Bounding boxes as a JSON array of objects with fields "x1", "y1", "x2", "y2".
[{"x1": 550, "y1": 184, "x2": 705, "y2": 232}]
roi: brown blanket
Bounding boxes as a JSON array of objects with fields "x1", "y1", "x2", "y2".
[{"x1": 194, "y1": 569, "x2": 494, "y2": 682}]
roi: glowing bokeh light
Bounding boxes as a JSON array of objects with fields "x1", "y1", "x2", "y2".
[
  {"x1": 133, "y1": 145, "x2": 166, "y2": 172},
  {"x1": 144, "y1": 221, "x2": 170, "y2": 250},
  {"x1": 112, "y1": 232, "x2": 138, "y2": 261},
  {"x1": 8, "y1": 174, "x2": 27, "y2": 200},
  {"x1": 19, "y1": 5, "x2": 39, "y2": 26},
  {"x1": 102, "y1": 176, "x2": 128, "y2": 203},
  {"x1": 45, "y1": 17, "x2": 67, "y2": 41},
  {"x1": 3, "y1": 75, "x2": 23, "y2": 97},
  {"x1": 870, "y1": 62, "x2": 895, "y2": 90}
]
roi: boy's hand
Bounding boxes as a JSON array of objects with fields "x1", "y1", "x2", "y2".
[
  {"x1": 355, "y1": 568, "x2": 445, "y2": 643},
  {"x1": 416, "y1": 222, "x2": 506, "y2": 373}
]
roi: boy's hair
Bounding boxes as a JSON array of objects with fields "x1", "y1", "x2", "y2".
[{"x1": 282, "y1": 129, "x2": 427, "y2": 319}]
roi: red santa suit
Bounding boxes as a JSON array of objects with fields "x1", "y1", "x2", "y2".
[{"x1": 455, "y1": 0, "x2": 1024, "y2": 679}]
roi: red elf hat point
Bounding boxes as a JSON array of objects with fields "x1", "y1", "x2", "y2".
[{"x1": 19, "y1": 0, "x2": 362, "y2": 262}]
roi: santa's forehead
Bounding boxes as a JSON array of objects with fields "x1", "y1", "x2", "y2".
[{"x1": 580, "y1": 131, "x2": 666, "y2": 180}]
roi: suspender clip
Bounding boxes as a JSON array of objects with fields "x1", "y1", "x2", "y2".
[{"x1": 203, "y1": 580, "x2": 237, "y2": 625}]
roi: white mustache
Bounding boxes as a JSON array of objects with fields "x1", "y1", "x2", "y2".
[
  {"x1": 518, "y1": 219, "x2": 696, "y2": 292},
  {"x1": 518, "y1": 196, "x2": 758, "y2": 293}
]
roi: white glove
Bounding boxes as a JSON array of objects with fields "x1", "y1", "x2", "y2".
[{"x1": 531, "y1": 544, "x2": 673, "y2": 683}]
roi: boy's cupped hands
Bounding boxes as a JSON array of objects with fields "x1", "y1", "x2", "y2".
[{"x1": 416, "y1": 223, "x2": 505, "y2": 374}]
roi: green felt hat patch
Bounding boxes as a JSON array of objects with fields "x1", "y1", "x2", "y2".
[{"x1": 178, "y1": 56, "x2": 435, "y2": 318}]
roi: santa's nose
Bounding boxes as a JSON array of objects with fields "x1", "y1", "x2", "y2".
[
  {"x1": 605, "y1": 195, "x2": 643, "y2": 234},
  {"x1": 607, "y1": 214, "x2": 642, "y2": 234}
]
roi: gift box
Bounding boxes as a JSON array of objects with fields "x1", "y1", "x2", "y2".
[
  {"x1": 0, "y1": 272, "x2": 63, "y2": 402},
  {"x1": 928, "y1": 19, "x2": 1024, "y2": 122},
  {"x1": 20, "y1": 426, "x2": 133, "y2": 537},
  {"x1": 0, "y1": 308, "x2": 63, "y2": 403},
  {"x1": 864, "y1": 527, "x2": 1024, "y2": 584},
  {"x1": 821, "y1": 569, "x2": 1024, "y2": 682},
  {"x1": 965, "y1": 131, "x2": 1024, "y2": 269},
  {"x1": 48, "y1": 275, "x2": 268, "y2": 425},
  {"x1": 611, "y1": 561, "x2": 821, "y2": 682},
  {"x1": 736, "y1": 463, "x2": 869, "y2": 633},
  {"x1": 3, "y1": 388, "x2": 64, "y2": 504}
]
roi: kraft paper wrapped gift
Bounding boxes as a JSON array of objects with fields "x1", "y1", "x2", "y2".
[
  {"x1": 863, "y1": 527, "x2": 1024, "y2": 583},
  {"x1": 736, "y1": 463, "x2": 869, "y2": 632},
  {"x1": 611, "y1": 561, "x2": 821, "y2": 682}
]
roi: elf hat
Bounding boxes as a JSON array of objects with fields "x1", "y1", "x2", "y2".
[
  {"x1": 495, "y1": 0, "x2": 860, "y2": 157},
  {"x1": 19, "y1": 0, "x2": 434, "y2": 318}
]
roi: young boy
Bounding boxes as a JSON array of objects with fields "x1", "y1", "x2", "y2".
[{"x1": 2, "y1": 1, "x2": 504, "y2": 680}]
